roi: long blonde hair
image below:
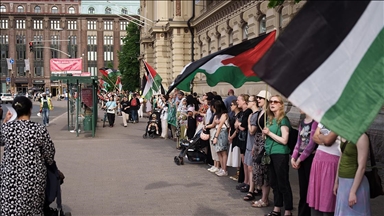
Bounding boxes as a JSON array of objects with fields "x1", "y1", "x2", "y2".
[{"x1": 267, "y1": 95, "x2": 285, "y2": 125}]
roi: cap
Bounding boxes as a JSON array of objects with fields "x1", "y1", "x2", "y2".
[{"x1": 257, "y1": 90, "x2": 271, "y2": 101}]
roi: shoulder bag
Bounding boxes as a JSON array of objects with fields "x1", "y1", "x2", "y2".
[{"x1": 364, "y1": 134, "x2": 384, "y2": 199}]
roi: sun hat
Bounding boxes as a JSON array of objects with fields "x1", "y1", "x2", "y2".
[{"x1": 256, "y1": 90, "x2": 272, "y2": 101}]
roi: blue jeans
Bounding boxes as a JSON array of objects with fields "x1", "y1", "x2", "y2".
[
  {"x1": 42, "y1": 108, "x2": 50, "y2": 125},
  {"x1": 130, "y1": 109, "x2": 138, "y2": 122}
]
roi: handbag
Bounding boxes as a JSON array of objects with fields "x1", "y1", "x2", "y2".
[
  {"x1": 255, "y1": 148, "x2": 265, "y2": 164},
  {"x1": 364, "y1": 135, "x2": 384, "y2": 199},
  {"x1": 238, "y1": 130, "x2": 247, "y2": 141},
  {"x1": 200, "y1": 131, "x2": 210, "y2": 141}
]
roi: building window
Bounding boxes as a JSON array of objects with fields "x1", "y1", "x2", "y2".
[
  {"x1": 34, "y1": 66, "x2": 43, "y2": 77},
  {"x1": 33, "y1": 20, "x2": 43, "y2": 29},
  {"x1": 16, "y1": 35, "x2": 26, "y2": 44},
  {"x1": 121, "y1": 8, "x2": 128, "y2": 14},
  {"x1": 279, "y1": 10, "x2": 283, "y2": 29},
  {"x1": 88, "y1": 67, "x2": 97, "y2": 76},
  {"x1": 68, "y1": 7, "x2": 75, "y2": 14},
  {"x1": 0, "y1": 19, "x2": 8, "y2": 29},
  {"x1": 120, "y1": 37, "x2": 124, "y2": 45},
  {"x1": 87, "y1": 51, "x2": 97, "y2": 61},
  {"x1": 104, "y1": 21, "x2": 113, "y2": 30},
  {"x1": 51, "y1": 35, "x2": 59, "y2": 45},
  {"x1": 17, "y1": 65, "x2": 25, "y2": 76},
  {"x1": 50, "y1": 20, "x2": 60, "y2": 29},
  {"x1": 34, "y1": 46, "x2": 43, "y2": 59},
  {"x1": 0, "y1": 35, "x2": 9, "y2": 44},
  {"x1": 34, "y1": 6, "x2": 41, "y2": 13},
  {"x1": 69, "y1": 35, "x2": 77, "y2": 45},
  {"x1": 104, "y1": 36, "x2": 113, "y2": 45},
  {"x1": 104, "y1": 51, "x2": 113, "y2": 61},
  {"x1": 87, "y1": 20, "x2": 96, "y2": 30},
  {"x1": 1, "y1": 48, "x2": 9, "y2": 59},
  {"x1": 17, "y1": 5, "x2": 24, "y2": 13},
  {"x1": 52, "y1": 6, "x2": 58, "y2": 14},
  {"x1": 16, "y1": 20, "x2": 26, "y2": 29},
  {"x1": 229, "y1": 31, "x2": 233, "y2": 46},
  {"x1": 242, "y1": 24, "x2": 249, "y2": 40},
  {"x1": 105, "y1": 7, "x2": 111, "y2": 14},
  {"x1": 87, "y1": 35, "x2": 97, "y2": 45},
  {"x1": 33, "y1": 35, "x2": 43, "y2": 44},
  {"x1": 17, "y1": 47, "x2": 26, "y2": 60},
  {"x1": 0, "y1": 5, "x2": 6, "y2": 12},
  {"x1": 259, "y1": 15, "x2": 266, "y2": 35},
  {"x1": 67, "y1": 20, "x2": 77, "y2": 30},
  {"x1": 120, "y1": 21, "x2": 128, "y2": 31},
  {"x1": 88, "y1": 7, "x2": 95, "y2": 14},
  {"x1": 207, "y1": 38, "x2": 211, "y2": 54}
]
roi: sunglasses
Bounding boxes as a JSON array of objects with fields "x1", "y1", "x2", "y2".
[
  {"x1": 248, "y1": 100, "x2": 256, "y2": 102},
  {"x1": 270, "y1": 100, "x2": 282, "y2": 104},
  {"x1": 256, "y1": 96, "x2": 265, "y2": 100}
]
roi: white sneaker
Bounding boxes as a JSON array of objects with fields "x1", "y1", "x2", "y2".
[
  {"x1": 217, "y1": 170, "x2": 228, "y2": 176},
  {"x1": 215, "y1": 168, "x2": 223, "y2": 175},
  {"x1": 207, "y1": 167, "x2": 214, "y2": 171},
  {"x1": 209, "y1": 167, "x2": 219, "y2": 173}
]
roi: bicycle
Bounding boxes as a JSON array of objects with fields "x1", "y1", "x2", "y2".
[{"x1": 102, "y1": 110, "x2": 108, "y2": 128}]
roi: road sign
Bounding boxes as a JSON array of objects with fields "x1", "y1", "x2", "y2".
[
  {"x1": 9, "y1": 59, "x2": 14, "y2": 64},
  {"x1": 6, "y1": 77, "x2": 10, "y2": 82}
]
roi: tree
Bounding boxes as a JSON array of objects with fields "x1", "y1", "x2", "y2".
[
  {"x1": 268, "y1": 0, "x2": 301, "y2": 8},
  {"x1": 118, "y1": 22, "x2": 140, "y2": 92}
]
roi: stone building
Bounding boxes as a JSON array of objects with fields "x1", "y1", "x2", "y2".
[
  {"x1": 139, "y1": 0, "x2": 306, "y2": 95},
  {"x1": 0, "y1": 0, "x2": 139, "y2": 95}
]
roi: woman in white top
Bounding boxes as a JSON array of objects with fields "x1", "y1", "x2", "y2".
[
  {"x1": 159, "y1": 94, "x2": 169, "y2": 139},
  {"x1": 307, "y1": 123, "x2": 341, "y2": 216},
  {"x1": 103, "y1": 96, "x2": 117, "y2": 127}
]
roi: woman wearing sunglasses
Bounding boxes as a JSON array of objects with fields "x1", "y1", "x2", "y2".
[{"x1": 262, "y1": 95, "x2": 293, "y2": 216}]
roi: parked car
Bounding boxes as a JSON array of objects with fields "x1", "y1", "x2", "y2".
[{"x1": 0, "y1": 93, "x2": 14, "y2": 104}]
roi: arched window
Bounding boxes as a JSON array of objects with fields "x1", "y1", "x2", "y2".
[
  {"x1": 121, "y1": 8, "x2": 127, "y2": 14},
  {"x1": 229, "y1": 30, "x2": 233, "y2": 46},
  {"x1": 52, "y1": 6, "x2": 58, "y2": 14},
  {"x1": 259, "y1": 15, "x2": 266, "y2": 34},
  {"x1": 17, "y1": 5, "x2": 24, "y2": 13},
  {"x1": 279, "y1": 10, "x2": 283, "y2": 29},
  {"x1": 68, "y1": 7, "x2": 75, "y2": 14},
  {"x1": 242, "y1": 24, "x2": 249, "y2": 40},
  {"x1": 0, "y1": 5, "x2": 6, "y2": 13},
  {"x1": 34, "y1": 6, "x2": 41, "y2": 13},
  {"x1": 105, "y1": 7, "x2": 111, "y2": 14},
  {"x1": 88, "y1": 7, "x2": 95, "y2": 14}
]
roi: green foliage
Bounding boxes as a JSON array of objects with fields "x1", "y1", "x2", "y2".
[
  {"x1": 118, "y1": 22, "x2": 140, "y2": 92},
  {"x1": 268, "y1": 0, "x2": 301, "y2": 8}
]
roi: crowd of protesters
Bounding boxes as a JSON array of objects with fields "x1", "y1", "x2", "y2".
[{"x1": 139, "y1": 88, "x2": 372, "y2": 216}]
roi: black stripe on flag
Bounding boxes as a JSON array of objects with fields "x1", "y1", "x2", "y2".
[
  {"x1": 167, "y1": 32, "x2": 272, "y2": 94},
  {"x1": 252, "y1": 0, "x2": 370, "y2": 97}
]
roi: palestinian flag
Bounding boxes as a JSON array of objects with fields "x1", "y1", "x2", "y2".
[
  {"x1": 252, "y1": 1, "x2": 384, "y2": 143},
  {"x1": 142, "y1": 61, "x2": 164, "y2": 100},
  {"x1": 116, "y1": 76, "x2": 122, "y2": 91},
  {"x1": 99, "y1": 68, "x2": 114, "y2": 77},
  {"x1": 167, "y1": 31, "x2": 276, "y2": 94}
]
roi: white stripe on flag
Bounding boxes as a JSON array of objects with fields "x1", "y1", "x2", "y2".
[{"x1": 288, "y1": 1, "x2": 383, "y2": 121}]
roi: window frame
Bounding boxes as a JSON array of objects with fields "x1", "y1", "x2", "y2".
[{"x1": 51, "y1": 6, "x2": 58, "y2": 14}]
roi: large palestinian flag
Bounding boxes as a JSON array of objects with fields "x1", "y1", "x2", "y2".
[
  {"x1": 167, "y1": 30, "x2": 276, "y2": 94},
  {"x1": 252, "y1": 1, "x2": 384, "y2": 143}
]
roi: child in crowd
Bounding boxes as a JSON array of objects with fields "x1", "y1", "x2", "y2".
[
  {"x1": 186, "y1": 106, "x2": 197, "y2": 140},
  {"x1": 147, "y1": 114, "x2": 159, "y2": 134}
]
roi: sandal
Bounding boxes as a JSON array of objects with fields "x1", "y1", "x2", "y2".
[
  {"x1": 251, "y1": 199, "x2": 270, "y2": 208},
  {"x1": 236, "y1": 182, "x2": 246, "y2": 190},
  {"x1": 264, "y1": 211, "x2": 281, "y2": 216},
  {"x1": 240, "y1": 184, "x2": 250, "y2": 193},
  {"x1": 243, "y1": 192, "x2": 255, "y2": 201}
]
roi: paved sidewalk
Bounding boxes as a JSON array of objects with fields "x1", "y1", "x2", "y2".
[{"x1": 1, "y1": 109, "x2": 383, "y2": 215}]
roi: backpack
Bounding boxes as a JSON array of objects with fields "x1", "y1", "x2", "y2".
[
  {"x1": 288, "y1": 127, "x2": 298, "y2": 155},
  {"x1": 131, "y1": 98, "x2": 137, "y2": 106}
]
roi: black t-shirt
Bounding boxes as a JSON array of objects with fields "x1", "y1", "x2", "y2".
[
  {"x1": 129, "y1": 98, "x2": 140, "y2": 110},
  {"x1": 237, "y1": 108, "x2": 252, "y2": 152},
  {"x1": 121, "y1": 101, "x2": 130, "y2": 114}
]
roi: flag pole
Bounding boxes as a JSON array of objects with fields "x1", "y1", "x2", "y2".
[
  {"x1": 264, "y1": 84, "x2": 269, "y2": 129},
  {"x1": 143, "y1": 60, "x2": 161, "y2": 93},
  {"x1": 102, "y1": 74, "x2": 119, "y2": 92}
]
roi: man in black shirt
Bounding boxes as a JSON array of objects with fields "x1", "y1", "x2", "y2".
[{"x1": 120, "y1": 96, "x2": 130, "y2": 127}]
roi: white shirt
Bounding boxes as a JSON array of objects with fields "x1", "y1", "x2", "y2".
[{"x1": 317, "y1": 123, "x2": 341, "y2": 156}]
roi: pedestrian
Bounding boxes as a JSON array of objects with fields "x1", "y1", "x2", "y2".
[
  {"x1": 1, "y1": 96, "x2": 55, "y2": 215},
  {"x1": 262, "y1": 95, "x2": 293, "y2": 216},
  {"x1": 138, "y1": 94, "x2": 144, "y2": 118},
  {"x1": 334, "y1": 133, "x2": 371, "y2": 215},
  {"x1": 224, "y1": 89, "x2": 237, "y2": 116},
  {"x1": 40, "y1": 92, "x2": 53, "y2": 127},
  {"x1": 129, "y1": 93, "x2": 140, "y2": 123},
  {"x1": 103, "y1": 96, "x2": 117, "y2": 127},
  {"x1": 291, "y1": 111, "x2": 318, "y2": 216},
  {"x1": 227, "y1": 100, "x2": 241, "y2": 180},
  {"x1": 308, "y1": 124, "x2": 340, "y2": 216},
  {"x1": 120, "y1": 96, "x2": 130, "y2": 127},
  {"x1": 159, "y1": 94, "x2": 169, "y2": 139},
  {"x1": 186, "y1": 106, "x2": 197, "y2": 140}
]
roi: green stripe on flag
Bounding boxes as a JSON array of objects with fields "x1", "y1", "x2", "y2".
[{"x1": 321, "y1": 28, "x2": 384, "y2": 142}]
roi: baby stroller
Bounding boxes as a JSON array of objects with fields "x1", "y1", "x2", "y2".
[
  {"x1": 44, "y1": 161, "x2": 71, "y2": 216},
  {"x1": 143, "y1": 110, "x2": 162, "y2": 139},
  {"x1": 174, "y1": 129, "x2": 209, "y2": 165}
]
